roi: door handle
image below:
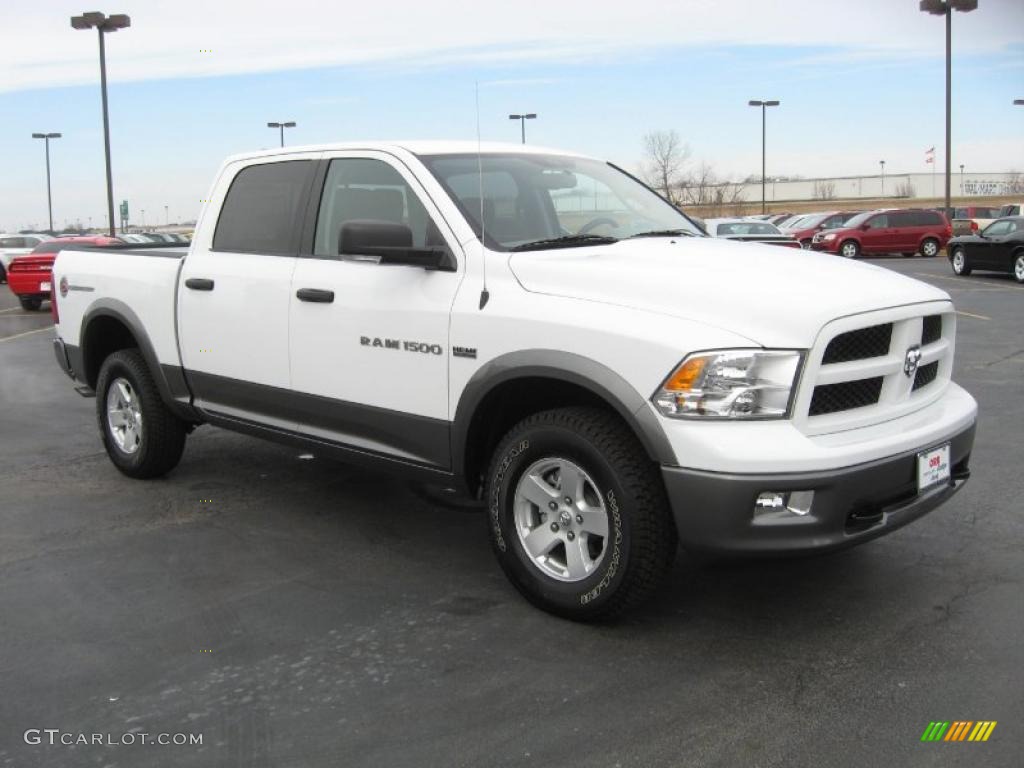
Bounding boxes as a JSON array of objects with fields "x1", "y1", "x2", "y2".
[
  {"x1": 296, "y1": 288, "x2": 335, "y2": 303},
  {"x1": 185, "y1": 278, "x2": 215, "y2": 291}
]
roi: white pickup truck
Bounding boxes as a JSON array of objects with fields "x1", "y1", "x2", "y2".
[{"x1": 51, "y1": 141, "x2": 977, "y2": 620}]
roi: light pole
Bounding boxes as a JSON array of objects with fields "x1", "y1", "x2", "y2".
[
  {"x1": 31, "y1": 132, "x2": 61, "y2": 233},
  {"x1": 880, "y1": 160, "x2": 886, "y2": 195},
  {"x1": 267, "y1": 121, "x2": 296, "y2": 147},
  {"x1": 71, "y1": 11, "x2": 130, "y2": 238},
  {"x1": 508, "y1": 113, "x2": 537, "y2": 144},
  {"x1": 920, "y1": 0, "x2": 977, "y2": 215},
  {"x1": 165, "y1": 205, "x2": 169, "y2": 225},
  {"x1": 959, "y1": 163, "x2": 965, "y2": 194},
  {"x1": 748, "y1": 100, "x2": 779, "y2": 214}
]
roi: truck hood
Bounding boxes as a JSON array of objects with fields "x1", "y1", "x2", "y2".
[{"x1": 508, "y1": 237, "x2": 950, "y2": 347}]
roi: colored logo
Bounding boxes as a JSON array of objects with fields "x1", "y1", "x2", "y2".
[
  {"x1": 921, "y1": 721, "x2": 997, "y2": 742},
  {"x1": 59, "y1": 275, "x2": 69, "y2": 298}
]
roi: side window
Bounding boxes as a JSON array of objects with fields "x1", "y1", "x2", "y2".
[
  {"x1": 314, "y1": 158, "x2": 440, "y2": 257},
  {"x1": 3, "y1": 237, "x2": 25, "y2": 248},
  {"x1": 984, "y1": 221, "x2": 1011, "y2": 237},
  {"x1": 922, "y1": 211, "x2": 942, "y2": 226},
  {"x1": 866, "y1": 214, "x2": 889, "y2": 229},
  {"x1": 213, "y1": 160, "x2": 312, "y2": 254},
  {"x1": 954, "y1": 208, "x2": 967, "y2": 219},
  {"x1": 892, "y1": 211, "x2": 916, "y2": 227}
]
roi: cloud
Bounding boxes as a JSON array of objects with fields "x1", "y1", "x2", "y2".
[{"x1": 3, "y1": 0, "x2": 1021, "y2": 94}]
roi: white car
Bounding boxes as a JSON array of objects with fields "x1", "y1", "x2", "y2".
[
  {"x1": 0, "y1": 233, "x2": 53, "y2": 282},
  {"x1": 49, "y1": 141, "x2": 977, "y2": 620}
]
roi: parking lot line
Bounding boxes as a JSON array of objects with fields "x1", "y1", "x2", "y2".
[
  {"x1": 0, "y1": 306, "x2": 29, "y2": 314},
  {"x1": 914, "y1": 273, "x2": 1019, "y2": 291},
  {"x1": 956, "y1": 310, "x2": 991, "y2": 321},
  {"x1": 0, "y1": 327, "x2": 52, "y2": 343}
]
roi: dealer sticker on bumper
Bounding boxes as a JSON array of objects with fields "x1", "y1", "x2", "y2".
[
  {"x1": 918, "y1": 443, "x2": 951, "y2": 492},
  {"x1": 40, "y1": 282, "x2": 51, "y2": 292}
]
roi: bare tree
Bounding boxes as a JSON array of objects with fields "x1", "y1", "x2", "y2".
[
  {"x1": 895, "y1": 180, "x2": 916, "y2": 198},
  {"x1": 813, "y1": 180, "x2": 837, "y2": 201},
  {"x1": 642, "y1": 130, "x2": 691, "y2": 206}
]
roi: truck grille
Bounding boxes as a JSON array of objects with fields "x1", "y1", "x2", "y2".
[
  {"x1": 822, "y1": 323, "x2": 892, "y2": 364},
  {"x1": 922, "y1": 315, "x2": 942, "y2": 346},
  {"x1": 912, "y1": 361, "x2": 939, "y2": 391},
  {"x1": 809, "y1": 377, "x2": 883, "y2": 415},
  {"x1": 797, "y1": 307, "x2": 955, "y2": 432}
]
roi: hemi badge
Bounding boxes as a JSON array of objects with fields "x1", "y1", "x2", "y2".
[{"x1": 453, "y1": 346, "x2": 477, "y2": 359}]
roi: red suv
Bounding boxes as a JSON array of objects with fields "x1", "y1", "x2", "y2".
[
  {"x1": 7, "y1": 235, "x2": 122, "y2": 310},
  {"x1": 810, "y1": 208, "x2": 951, "y2": 259}
]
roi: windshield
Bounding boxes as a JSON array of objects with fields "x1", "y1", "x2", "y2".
[
  {"x1": 789, "y1": 214, "x2": 826, "y2": 229},
  {"x1": 841, "y1": 211, "x2": 875, "y2": 228},
  {"x1": 419, "y1": 153, "x2": 703, "y2": 250}
]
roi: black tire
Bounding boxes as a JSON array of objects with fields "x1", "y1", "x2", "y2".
[
  {"x1": 800, "y1": 239, "x2": 811, "y2": 249},
  {"x1": 919, "y1": 238, "x2": 940, "y2": 257},
  {"x1": 485, "y1": 407, "x2": 676, "y2": 621},
  {"x1": 96, "y1": 349, "x2": 187, "y2": 479},
  {"x1": 19, "y1": 296, "x2": 42, "y2": 311},
  {"x1": 951, "y1": 247, "x2": 971, "y2": 276},
  {"x1": 838, "y1": 239, "x2": 860, "y2": 259}
]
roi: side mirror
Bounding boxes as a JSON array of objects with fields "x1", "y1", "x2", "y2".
[
  {"x1": 861, "y1": 223, "x2": 871, "y2": 231},
  {"x1": 339, "y1": 220, "x2": 451, "y2": 270}
]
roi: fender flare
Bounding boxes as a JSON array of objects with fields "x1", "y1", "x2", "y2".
[
  {"x1": 451, "y1": 349, "x2": 677, "y2": 483},
  {"x1": 79, "y1": 298, "x2": 197, "y2": 420}
]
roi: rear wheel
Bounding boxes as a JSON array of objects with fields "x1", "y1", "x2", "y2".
[
  {"x1": 96, "y1": 349, "x2": 187, "y2": 478},
  {"x1": 19, "y1": 297, "x2": 42, "y2": 311},
  {"x1": 1013, "y1": 252, "x2": 1024, "y2": 284},
  {"x1": 839, "y1": 240, "x2": 860, "y2": 259},
  {"x1": 919, "y1": 238, "x2": 940, "y2": 257},
  {"x1": 951, "y1": 248, "x2": 971, "y2": 276},
  {"x1": 485, "y1": 407, "x2": 676, "y2": 621},
  {"x1": 800, "y1": 239, "x2": 811, "y2": 249}
]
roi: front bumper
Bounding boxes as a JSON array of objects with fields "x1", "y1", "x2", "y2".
[
  {"x1": 809, "y1": 239, "x2": 839, "y2": 253},
  {"x1": 662, "y1": 420, "x2": 974, "y2": 554}
]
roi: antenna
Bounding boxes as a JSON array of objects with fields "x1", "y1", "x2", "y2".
[{"x1": 476, "y1": 81, "x2": 490, "y2": 310}]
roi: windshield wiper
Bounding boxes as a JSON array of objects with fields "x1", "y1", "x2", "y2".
[
  {"x1": 627, "y1": 229, "x2": 698, "y2": 239},
  {"x1": 509, "y1": 234, "x2": 618, "y2": 251}
]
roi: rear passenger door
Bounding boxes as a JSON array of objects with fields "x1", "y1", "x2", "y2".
[
  {"x1": 287, "y1": 152, "x2": 463, "y2": 470},
  {"x1": 178, "y1": 156, "x2": 318, "y2": 424}
]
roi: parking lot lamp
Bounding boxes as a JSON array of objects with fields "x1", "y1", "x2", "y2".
[
  {"x1": 71, "y1": 12, "x2": 130, "y2": 238},
  {"x1": 748, "y1": 100, "x2": 779, "y2": 214},
  {"x1": 31, "y1": 132, "x2": 62, "y2": 233},
  {"x1": 508, "y1": 113, "x2": 537, "y2": 144},
  {"x1": 1014, "y1": 99, "x2": 1024, "y2": 106},
  {"x1": 267, "y1": 121, "x2": 296, "y2": 147},
  {"x1": 879, "y1": 160, "x2": 886, "y2": 195},
  {"x1": 919, "y1": 0, "x2": 977, "y2": 215},
  {"x1": 959, "y1": 163, "x2": 965, "y2": 194}
]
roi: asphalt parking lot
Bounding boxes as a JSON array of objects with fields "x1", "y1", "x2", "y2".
[{"x1": 0, "y1": 255, "x2": 1021, "y2": 768}]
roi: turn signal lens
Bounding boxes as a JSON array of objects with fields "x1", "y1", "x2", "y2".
[{"x1": 664, "y1": 357, "x2": 706, "y2": 391}]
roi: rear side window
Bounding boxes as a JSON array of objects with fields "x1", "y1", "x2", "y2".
[
  {"x1": 1, "y1": 237, "x2": 26, "y2": 248},
  {"x1": 213, "y1": 160, "x2": 312, "y2": 254}
]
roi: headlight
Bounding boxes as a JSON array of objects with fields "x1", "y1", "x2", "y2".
[
  {"x1": 653, "y1": 349, "x2": 803, "y2": 419},
  {"x1": 821, "y1": 233, "x2": 837, "y2": 241}
]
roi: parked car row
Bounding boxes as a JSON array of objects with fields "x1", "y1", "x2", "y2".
[
  {"x1": 704, "y1": 219, "x2": 800, "y2": 247},
  {"x1": 5, "y1": 235, "x2": 123, "y2": 310}
]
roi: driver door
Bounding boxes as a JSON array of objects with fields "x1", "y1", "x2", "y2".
[{"x1": 287, "y1": 152, "x2": 463, "y2": 470}]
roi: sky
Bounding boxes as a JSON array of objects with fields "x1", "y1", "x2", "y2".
[{"x1": 1, "y1": 0, "x2": 1022, "y2": 231}]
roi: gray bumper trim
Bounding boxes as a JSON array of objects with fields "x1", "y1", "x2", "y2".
[{"x1": 663, "y1": 421, "x2": 975, "y2": 555}]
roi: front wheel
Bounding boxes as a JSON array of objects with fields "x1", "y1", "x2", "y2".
[
  {"x1": 485, "y1": 407, "x2": 676, "y2": 621},
  {"x1": 951, "y1": 248, "x2": 971, "y2": 276},
  {"x1": 19, "y1": 297, "x2": 42, "y2": 311},
  {"x1": 1013, "y1": 252, "x2": 1024, "y2": 284},
  {"x1": 96, "y1": 349, "x2": 187, "y2": 478},
  {"x1": 839, "y1": 240, "x2": 860, "y2": 259},
  {"x1": 919, "y1": 238, "x2": 940, "y2": 257}
]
